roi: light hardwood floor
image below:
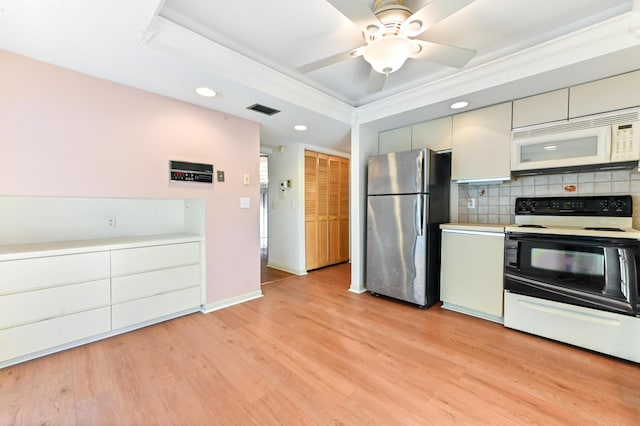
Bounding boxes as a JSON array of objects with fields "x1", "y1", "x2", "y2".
[{"x1": 2, "y1": 263, "x2": 639, "y2": 425}]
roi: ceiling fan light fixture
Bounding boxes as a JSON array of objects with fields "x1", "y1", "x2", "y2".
[{"x1": 363, "y1": 36, "x2": 414, "y2": 75}]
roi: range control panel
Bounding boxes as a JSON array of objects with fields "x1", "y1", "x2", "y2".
[
  {"x1": 169, "y1": 160, "x2": 213, "y2": 184},
  {"x1": 515, "y1": 195, "x2": 633, "y2": 217}
]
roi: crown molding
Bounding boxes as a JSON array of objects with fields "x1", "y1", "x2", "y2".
[
  {"x1": 356, "y1": 12, "x2": 640, "y2": 125},
  {"x1": 145, "y1": 16, "x2": 354, "y2": 125}
]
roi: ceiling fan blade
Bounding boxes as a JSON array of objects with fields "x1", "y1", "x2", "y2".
[
  {"x1": 401, "y1": 0, "x2": 476, "y2": 37},
  {"x1": 326, "y1": 0, "x2": 384, "y2": 35},
  {"x1": 411, "y1": 40, "x2": 476, "y2": 68},
  {"x1": 297, "y1": 46, "x2": 365, "y2": 74},
  {"x1": 366, "y1": 68, "x2": 387, "y2": 94}
]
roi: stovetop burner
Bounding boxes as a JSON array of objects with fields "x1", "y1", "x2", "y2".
[
  {"x1": 518, "y1": 224, "x2": 546, "y2": 228},
  {"x1": 583, "y1": 227, "x2": 624, "y2": 232}
]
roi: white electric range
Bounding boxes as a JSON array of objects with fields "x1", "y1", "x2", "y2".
[{"x1": 503, "y1": 195, "x2": 640, "y2": 363}]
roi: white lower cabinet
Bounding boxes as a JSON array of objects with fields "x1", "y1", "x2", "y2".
[
  {"x1": 112, "y1": 286, "x2": 201, "y2": 330},
  {"x1": 0, "y1": 236, "x2": 203, "y2": 368},
  {"x1": 0, "y1": 279, "x2": 110, "y2": 329},
  {"x1": 0, "y1": 307, "x2": 111, "y2": 363},
  {"x1": 111, "y1": 245, "x2": 201, "y2": 330},
  {"x1": 440, "y1": 225, "x2": 505, "y2": 322}
]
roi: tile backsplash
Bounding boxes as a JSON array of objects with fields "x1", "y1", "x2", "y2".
[{"x1": 457, "y1": 169, "x2": 640, "y2": 228}]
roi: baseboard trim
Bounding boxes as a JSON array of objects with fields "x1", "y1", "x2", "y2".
[
  {"x1": 266, "y1": 263, "x2": 307, "y2": 276},
  {"x1": 201, "y1": 290, "x2": 264, "y2": 313},
  {"x1": 349, "y1": 285, "x2": 367, "y2": 294}
]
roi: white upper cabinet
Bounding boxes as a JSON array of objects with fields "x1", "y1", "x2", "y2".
[
  {"x1": 411, "y1": 116, "x2": 452, "y2": 152},
  {"x1": 452, "y1": 102, "x2": 513, "y2": 182},
  {"x1": 378, "y1": 126, "x2": 411, "y2": 154},
  {"x1": 512, "y1": 89, "x2": 569, "y2": 128},
  {"x1": 569, "y1": 70, "x2": 640, "y2": 118}
]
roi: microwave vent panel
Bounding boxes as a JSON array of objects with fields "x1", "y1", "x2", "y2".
[{"x1": 513, "y1": 108, "x2": 640, "y2": 140}]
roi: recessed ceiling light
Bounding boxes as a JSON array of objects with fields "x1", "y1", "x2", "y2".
[
  {"x1": 195, "y1": 87, "x2": 217, "y2": 97},
  {"x1": 294, "y1": 125, "x2": 307, "y2": 131},
  {"x1": 450, "y1": 101, "x2": 469, "y2": 109}
]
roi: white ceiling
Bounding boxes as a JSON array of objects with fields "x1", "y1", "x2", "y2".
[{"x1": 1, "y1": 0, "x2": 640, "y2": 153}]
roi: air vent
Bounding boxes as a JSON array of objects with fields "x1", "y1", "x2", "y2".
[
  {"x1": 247, "y1": 103, "x2": 280, "y2": 116},
  {"x1": 513, "y1": 108, "x2": 640, "y2": 140}
]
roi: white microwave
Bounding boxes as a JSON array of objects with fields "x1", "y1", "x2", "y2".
[{"x1": 511, "y1": 110, "x2": 640, "y2": 175}]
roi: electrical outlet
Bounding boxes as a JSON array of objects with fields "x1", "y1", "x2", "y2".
[
  {"x1": 107, "y1": 216, "x2": 117, "y2": 228},
  {"x1": 467, "y1": 198, "x2": 476, "y2": 209}
]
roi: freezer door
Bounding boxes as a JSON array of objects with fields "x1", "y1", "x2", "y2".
[
  {"x1": 366, "y1": 194, "x2": 428, "y2": 305},
  {"x1": 367, "y1": 148, "x2": 426, "y2": 195}
]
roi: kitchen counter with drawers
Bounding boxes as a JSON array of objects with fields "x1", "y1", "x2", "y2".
[{"x1": 0, "y1": 234, "x2": 204, "y2": 368}]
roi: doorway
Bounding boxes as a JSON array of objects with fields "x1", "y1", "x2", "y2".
[{"x1": 259, "y1": 155, "x2": 269, "y2": 268}]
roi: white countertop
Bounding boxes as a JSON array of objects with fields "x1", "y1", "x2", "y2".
[
  {"x1": 0, "y1": 233, "x2": 204, "y2": 261},
  {"x1": 440, "y1": 223, "x2": 505, "y2": 233}
]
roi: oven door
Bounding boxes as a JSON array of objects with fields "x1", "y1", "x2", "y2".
[{"x1": 504, "y1": 232, "x2": 640, "y2": 316}]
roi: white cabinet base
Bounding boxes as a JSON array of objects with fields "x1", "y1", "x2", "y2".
[
  {"x1": 0, "y1": 307, "x2": 111, "y2": 364},
  {"x1": 504, "y1": 292, "x2": 640, "y2": 363},
  {"x1": 442, "y1": 302, "x2": 503, "y2": 324},
  {"x1": 0, "y1": 235, "x2": 203, "y2": 368},
  {"x1": 112, "y1": 286, "x2": 201, "y2": 330}
]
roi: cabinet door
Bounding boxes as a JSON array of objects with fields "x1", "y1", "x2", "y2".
[
  {"x1": 451, "y1": 102, "x2": 512, "y2": 182},
  {"x1": 411, "y1": 116, "x2": 452, "y2": 152},
  {"x1": 378, "y1": 127, "x2": 411, "y2": 154},
  {"x1": 569, "y1": 70, "x2": 640, "y2": 118},
  {"x1": 512, "y1": 89, "x2": 569, "y2": 128},
  {"x1": 440, "y1": 230, "x2": 505, "y2": 318}
]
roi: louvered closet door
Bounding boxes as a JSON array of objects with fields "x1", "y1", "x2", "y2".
[
  {"x1": 305, "y1": 151, "x2": 319, "y2": 270},
  {"x1": 328, "y1": 156, "x2": 341, "y2": 264},
  {"x1": 338, "y1": 157, "x2": 350, "y2": 262},
  {"x1": 305, "y1": 151, "x2": 350, "y2": 271},
  {"x1": 317, "y1": 154, "x2": 329, "y2": 267}
]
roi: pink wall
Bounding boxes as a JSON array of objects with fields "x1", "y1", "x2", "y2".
[{"x1": 0, "y1": 49, "x2": 261, "y2": 304}]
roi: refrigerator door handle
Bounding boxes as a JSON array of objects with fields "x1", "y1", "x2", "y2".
[{"x1": 416, "y1": 195, "x2": 424, "y2": 236}]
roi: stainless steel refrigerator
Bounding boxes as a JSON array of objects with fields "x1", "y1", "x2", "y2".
[{"x1": 366, "y1": 148, "x2": 450, "y2": 307}]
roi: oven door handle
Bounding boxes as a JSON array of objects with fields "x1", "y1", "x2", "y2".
[{"x1": 506, "y1": 233, "x2": 639, "y2": 248}]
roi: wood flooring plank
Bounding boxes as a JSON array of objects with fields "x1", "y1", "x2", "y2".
[{"x1": 1, "y1": 262, "x2": 639, "y2": 425}]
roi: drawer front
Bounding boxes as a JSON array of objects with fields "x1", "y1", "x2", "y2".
[
  {"x1": 112, "y1": 286, "x2": 201, "y2": 330},
  {"x1": 0, "y1": 251, "x2": 110, "y2": 294},
  {"x1": 0, "y1": 279, "x2": 110, "y2": 329},
  {"x1": 112, "y1": 264, "x2": 200, "y2": 304},
  {"x1": 504, "y1": 292, "x2": 640, "y2": 363},
  {"x1": 0, "y1": 307, "x2": 111, "y2": 363},
  {"x1": 111, "y1": 242, "x2": 200, "y2": 276}
]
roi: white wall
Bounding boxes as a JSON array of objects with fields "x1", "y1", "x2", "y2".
[
  {"x1": 0, "y1": 196, "x2": 188, "y2": 245},
  {"x1": 266, "y1": 143, "x2": 306, "y2": 274}
]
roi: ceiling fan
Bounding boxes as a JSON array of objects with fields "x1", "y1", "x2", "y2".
[{"x1": 297, "y1": 0, "x2": 477, "y2": 93}]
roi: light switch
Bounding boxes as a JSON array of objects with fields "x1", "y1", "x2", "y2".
[
  {"x1": 243, "y1": 174, "x2": 251, "y2": 185},
  {"x1": 240, "y1": 197, "x2": 250, "y2": 209}
]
